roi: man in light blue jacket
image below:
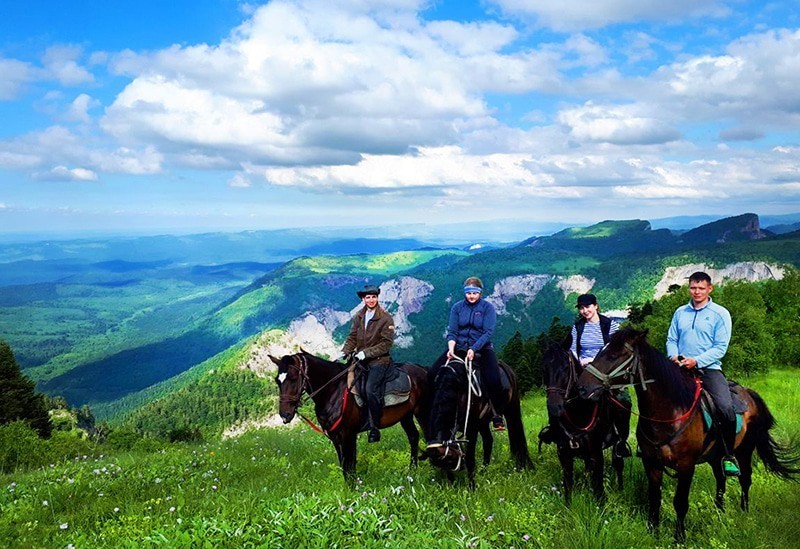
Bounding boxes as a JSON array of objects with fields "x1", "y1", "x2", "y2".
[{"x1": 666, "y1": 271, "x2": 738, "y2": 476}]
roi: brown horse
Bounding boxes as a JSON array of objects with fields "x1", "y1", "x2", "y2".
[
  {"x1": 540, "y1": 341, "x2": 628, "y2": 504},
  {"x1": 577, "y1": 328, "x2": 800, "y2": 542},
  {"x1": 270, "y1": 351, "x2": 429, "y2": 485},
  {"x1": 423, "y1": 354, "x2": 532, "y2": 489}
]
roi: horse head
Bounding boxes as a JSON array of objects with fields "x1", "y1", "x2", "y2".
[
  {"x1": 577, "y1": 327, "x2": 648, "y2": 401},
  {"x1": 541, "y1": 341, "x2": 576, "y2": 419},
  {"x1": 269, "y1": 353, "x2": 306, "y2": 424}
]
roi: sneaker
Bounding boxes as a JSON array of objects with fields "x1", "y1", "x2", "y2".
[
  {"x1": 722, "y1": 457, "x2": 740, "y2": 477},
  {"x1": 492, "y1": 415, "x2": 506, "y2": 431},
  {"x1": 368, "y1": 429, "x2": 381, "y2": 443}
]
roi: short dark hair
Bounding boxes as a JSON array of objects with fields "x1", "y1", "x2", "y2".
[{"x1": 688, "y1": 271, "x2": 712, "y2": 284}]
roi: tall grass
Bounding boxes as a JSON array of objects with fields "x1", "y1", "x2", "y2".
[{"x1": 2, "y1": 371, "x2": 799, "y2": 548}]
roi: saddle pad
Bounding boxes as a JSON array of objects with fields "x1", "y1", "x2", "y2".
[
  {"x1": 352, "y1": 367, "x2": 411, "y2": 408},
  {"x1": 700, "y1": 383, "x2": 746, "y2": 434}
]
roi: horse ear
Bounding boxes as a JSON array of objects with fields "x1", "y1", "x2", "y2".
[
  {"x1": 268, "y1": 354, "x2": 281, "y2": 366},
  {"x1": 633, "y1": 329, "x2": 649, "y2": 344}
]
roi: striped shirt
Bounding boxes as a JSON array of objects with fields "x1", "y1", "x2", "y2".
[{"x1": 571, "y1": 319, "x2": 620, "y2": 363}]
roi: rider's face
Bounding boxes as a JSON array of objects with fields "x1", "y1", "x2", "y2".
[
  {"x1": 363, "y1": 294, "x2": 379, "y2": 309},
  {"x1": 465, "y1": 291, "x2": 481, "y2": 304},
  {"x1": 578, "y1": 303, "x2": 599, "y2": 321},
  {"x1": 689, "y1": 280, "x2": 712, "y2": 307}
]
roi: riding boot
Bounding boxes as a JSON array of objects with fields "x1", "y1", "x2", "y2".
[{"x1": 721, "y1": 418, "x2": 740, "y2": 476}]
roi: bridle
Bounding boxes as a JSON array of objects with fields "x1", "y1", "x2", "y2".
[
  {"x1": 582, "y1": 343, "x2": 654, "y2": 396},
  {"x1": 277, "y1": 354, "x2": 311, "y2": 410},
  {"x1": 546, "y1": 349, "x2": 599, "y2": 438}
]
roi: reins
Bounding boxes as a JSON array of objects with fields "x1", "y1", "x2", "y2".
[
  {"x1": 439, "y1": 354, "x2": 482, "y2": 471},
  {"x1": 548, "y1": 350, "x2": 600, "y2": 433}
]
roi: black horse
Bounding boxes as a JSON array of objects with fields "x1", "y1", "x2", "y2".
[
  {"x1": 540, "y1": 341, "x2": 628, "y2": 504},
  {"x1": 578, "y1": 328, "x2": 800, "y2": 542},
  {"x1": 271, "y1": 351, "x2": 429, "y2": 485},
  {"x1": 424, "y1": 353, "x2": 532, "y2": 488}
]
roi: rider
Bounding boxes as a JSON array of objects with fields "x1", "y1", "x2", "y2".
[
  {"x1": 666, "y1": 271, "x2": 738, "y2": 476},
  {"x1": 540, "y1": 293, "x2": 632, "y2": 457},
  {"x1": 426, "y1": 276, "x2": 505, "y2": 448},
  {"x1": 342, "y1": 284, "x2": 396, "y2": 443}
]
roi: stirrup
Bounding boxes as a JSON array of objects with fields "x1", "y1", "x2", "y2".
[
  {"x1": 614, "y1": 441, "x2": 632, "y2": 458},
  {"x1": 722, "y1": 456, "x2": 740, "y2": 477}
]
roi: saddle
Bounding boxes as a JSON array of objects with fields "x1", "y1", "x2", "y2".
[
  {"x1": 349, "y1": 362, "x2": 412, "y2": 408},
  {"x1": 700, "y1": 381, "x2": 748, "y2": 434}
]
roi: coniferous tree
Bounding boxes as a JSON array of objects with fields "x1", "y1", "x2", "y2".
[{"x1": 0, "y1": 341, "x2": 52, "y2": 438}]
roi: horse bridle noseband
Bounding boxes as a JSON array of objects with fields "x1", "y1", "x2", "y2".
[{"x1": 583, "y1": 343, "x2": 654, "y2": 394}]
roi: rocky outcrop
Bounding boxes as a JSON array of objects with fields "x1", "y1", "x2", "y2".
[
  {"x1": 486, "y1": 275, "x2": 554, "y2": 314},
  {"x1": 556, "y1": 275, "x2": 595, "y2": 298},
  {"x1": 653, "y1": 261, "x2": 785, "y2": 299},
  {"x1": 375, "y1": 276, "x2": 434, "y2": 348}
]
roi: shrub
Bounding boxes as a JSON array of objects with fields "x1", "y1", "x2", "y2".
[{"x1": 0, "y1": 421, "x2": 42, "y2": 473}]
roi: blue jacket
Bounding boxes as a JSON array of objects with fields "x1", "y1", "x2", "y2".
[
  {"x1": 666, "y1": 298, "x2": 732, "y2": 370},
  {"x1": 447, "y1": 298, "x2": 496, "y2": 352}
]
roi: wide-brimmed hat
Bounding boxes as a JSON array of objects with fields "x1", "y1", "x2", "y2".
[
  {"x1": 576, "y1": 293, "x2": 597, "y2": 308},
  {"x1": 357, "y1": 285, "x2": 380, "y2": 298}
]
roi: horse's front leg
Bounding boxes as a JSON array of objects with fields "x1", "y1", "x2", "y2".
[
  {"x1": 642, "y1": 456, "x2": 664, "y2": 533},
  {"x1": 557, "y1": 446, "x2": 575, "y2": 506},
  {"x1": 589, "y1": 449, "x2": 606, "y2": 504},
  {"x1": 466, "y1": 424, "x2": 480, "y2": 491},
  {"x1": 479, "y1": 421, "x2": 494, "y2": 466},
  {"x1": 400, "y1": 414, "x2": 420, "y2": 467},
  {"x1": 335, "y1": 433, "x2": 358, "y2": 487},
  {"x1": 673, "y1": 466, "x2": 695, "y2": 543},
  {"x1": 611, "y1": 451, "x2": 624, "y2": 490}
]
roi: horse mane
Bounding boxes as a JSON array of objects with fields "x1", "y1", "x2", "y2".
[
  {"x1": 611, "y1": 328, "x2": 697, "y2": 408},
  {"x1": 299, "y1": 350, "x2": 347, "y2": 372}
]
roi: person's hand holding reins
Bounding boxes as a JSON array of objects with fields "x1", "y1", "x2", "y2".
[{"x1": 466, "y1": 349, "x2": 475, "y2": 362}]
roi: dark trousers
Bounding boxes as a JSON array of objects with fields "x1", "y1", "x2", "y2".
[
  {"x1": 701, "y1": 369, "x2": 736, "y2": 456},
  {"x1": 366, "y1": 363, "x2": 391, "y2": 430}
]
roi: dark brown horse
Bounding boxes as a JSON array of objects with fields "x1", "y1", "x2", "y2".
[
  {"x1": 270, "y1": 351, "x2": 429, "y2": 485},
  {"x1": 540, "y1": 341, "x2": 627, "y2": 504},
  {"x1": 577, "y1": 328, "x2": 800, "y2": 542},
  {"x1": 423, "y1": 354, "x2": 532, "y2": 489}
]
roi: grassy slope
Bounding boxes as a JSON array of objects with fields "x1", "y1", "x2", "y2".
[{"x1": 2, "y1": 370, "x2": 799, "y2": 548}]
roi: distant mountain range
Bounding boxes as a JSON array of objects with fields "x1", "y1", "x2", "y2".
[{"x1": 1, "y1": 212, "x2": 799, "y2": 414}]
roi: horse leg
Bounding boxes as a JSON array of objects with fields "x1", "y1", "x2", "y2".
[
  {"x1": 711, "y1": 459, "x2": 726, "y2": 511},
  {"x1": 673, "y1": 467, "x2": 695, "y2": 544},
  {"x1": 642, "y1": 457, "x2": 664, "y2": 533},
  {"x1": 339, "y1": 435, "x2": 358, "y2": 487},
  {"x1": 589, "y1": 450, "x2": 606, "y2": 504},
  {"x1": 466, "y1": 424, "x2": 480, "y2": 491},
  {"x1": 737, "y1": 447, "x2": 754, "y2": 512},
  {"x1": 611, "y1": 451, "x2": 624, "y2": 490},
  {"x1": 557, "y1": 447, "x2": 575, "y2": 506},
  {"x1": 400, "y1": 414, "x2": 420, "y2": 467},
  {"x1": 479, "y1": 421, "x2": 493, "y2": 466}
]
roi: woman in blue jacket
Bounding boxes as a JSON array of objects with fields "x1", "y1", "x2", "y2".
[{"x1": 427, "y1": 277, "x2": 504, "y2": 447}]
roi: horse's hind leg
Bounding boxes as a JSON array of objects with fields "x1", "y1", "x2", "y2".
[
  {"x1": 711, "y1": 459, "x2": 726, "y2": 511},
  {"x1": 557, "y1": 448, "x2": 575, "y2": 506},
  {"x1": 400, "y1": 414, "x2": 420, "y2": 467},
  {"x1": 589, "y1": 451, "x2": 606, "y2": 504},
  {"x1": 479, "y1": 421, "x2": 494, "y2": 466},
  {"x1": 737, "y1": 447, "x2": 754, "y2": 511}
]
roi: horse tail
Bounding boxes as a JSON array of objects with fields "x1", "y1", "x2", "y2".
[
  {"x1": 501, "y1": 362, "x2": 533, "y2": 469},
  {"x1": 748, "y1": 388, "x2": 800, "y2": 480}
]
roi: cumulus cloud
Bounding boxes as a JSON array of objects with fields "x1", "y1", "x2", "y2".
[
  {"x1": 33, "y1": 165, "x2": 98, "y2": 182},
  {"x1": 66, "y1": 93, "x2": 100, "y2": 123},
  {"x1": 0, "y1": 57, "x2": 37, "y2": 100},
  {"x1": 557, "y1": 102, "x2": 680, "y2": 145},
  {"x1": 42, "y1": 45, "x2": 94, "y2": 86},
  {"x1": 491, "y1": 0, "x2": 725, "y2": 31}
]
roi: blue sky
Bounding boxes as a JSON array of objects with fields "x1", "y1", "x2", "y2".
[{"x1": 1, "y1": 0, "x2": 799, "y2": 236}]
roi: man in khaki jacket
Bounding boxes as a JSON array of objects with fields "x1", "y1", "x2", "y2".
[{"x1": 342, "y1": 285, "x2": 396, "y2": 443}]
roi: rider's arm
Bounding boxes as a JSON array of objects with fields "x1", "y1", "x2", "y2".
[
  {"x1": 665, "y1": 308, "x2": 681, "y2": 361},
  {"x1": 693, "y1": 308, "x2": 732, "y2": 368},
  {"x1": 342, "y1": 313, "x2": 360, "y2": 355},
  {"x1": 570, "y1": 325, "x2": 579, "y2": 361},
  {"x1": 470, "y1": 300, "x2": 496, "y2": 352}
]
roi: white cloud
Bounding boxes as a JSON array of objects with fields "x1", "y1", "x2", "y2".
[
  {"x1": 0, "y1": 57, "x2": 36, "y2": 100},
  {"x1": 228, "y1": 173, "x2": 252, "y2": 188},
  {"x1": 42, "y1": 45, "x2": 94, "y2": 86},
  {"x1": 491, "y1": 0, "x2": 725, "y2": 31},
  {"x1": 557, "y1": 102, "x2": 680, "y2": 145},
  {"x1": 33, "y1": 165, "x2": 98, "y2": 182},
  {"x1": 66, "y1": 93, "x2": 100, "y2": 123}
]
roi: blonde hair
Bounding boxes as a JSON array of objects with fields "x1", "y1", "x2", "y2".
[{"x1": 463, "y1": 276, "x2": 483, "y2": 289}]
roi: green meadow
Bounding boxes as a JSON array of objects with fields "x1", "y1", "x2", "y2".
[{"x1": 3, "y1": 370, "x2": 799, "y2": 549}]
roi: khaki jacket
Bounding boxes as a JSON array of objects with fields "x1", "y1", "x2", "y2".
[{"x1": 342, "y1": 304, "x2": 395, "y2": 366}]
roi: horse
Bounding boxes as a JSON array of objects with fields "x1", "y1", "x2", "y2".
[
  {"x1": 423, "y1": 353, "x2": 532, "y2": 489},
  {"x1": 270, "y1": 350, "x2": 429, "y2": 485},
  {"x1": 540, "y1": 341, "x2": 628, "y2": 504},
  {"x1": 577, "y1": 327, "x2": 800, "y2": 542}
]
